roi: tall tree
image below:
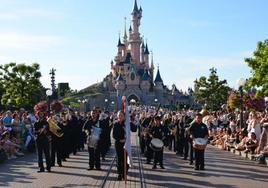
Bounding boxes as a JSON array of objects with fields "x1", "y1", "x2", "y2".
[
  {"x1": 0, "y1": 63, "x2": 43, "y2": 108},
  {"x1": 193, "y1": 68, "x2": 230, "y2": 110},
  {"x1": 245, "y1": 39, "x2": 268, "y2": 95}
]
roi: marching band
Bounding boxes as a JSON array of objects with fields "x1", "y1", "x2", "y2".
[{"x1": 33, "y1": 103, "x2": 209, "y2": 179}]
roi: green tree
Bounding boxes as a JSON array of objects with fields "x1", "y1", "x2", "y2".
[
  {"x1": 245, "y1": 39, "x2": 268, "y2": 95},
  {"x1": 0, "y1": 63, "x2": 43, "y2": 108},
  {"x1": 193, "y1": 68, "x2": 230, "y2": 110}
]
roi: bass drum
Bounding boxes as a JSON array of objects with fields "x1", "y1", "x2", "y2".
[
  {"x1": 193, "y1": 138, "x2": 207, "y2": 150},
  {"x1": 87, "y1": 126, "x2": 102, "y2": 148},
  {"x1": 150, "y1": 138, "x2": 164, "y2": 151}
]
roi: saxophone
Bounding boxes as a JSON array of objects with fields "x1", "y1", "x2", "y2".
[{"x1": 47, "y1": 117, "x2": 64, "y2": 137}]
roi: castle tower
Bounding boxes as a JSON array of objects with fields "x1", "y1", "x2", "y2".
[
  {"x1": 144, "y1": 43, "x2": 150, "y2": 69},
  {"x1": 141, "y1": 69, "x2": 150, "y2": 92},
  {"x1": 154, "y1": 66, "x2": 163, "y2": 90},
  {"x1": 141, "y1": 41, "x2": 145, "y2": 63},
  {"x1": 129, "y1": 0, "x2": 142, "y2": 64},
  {"x1": 150, "y1": 52, "x2": 155, "y2": 81},
  {"x1": 115, "y1": 74, "x2": 125, "y2": 91},
  {"x1": 123, "y1": 17, "x2": 128, "y2": 56}
]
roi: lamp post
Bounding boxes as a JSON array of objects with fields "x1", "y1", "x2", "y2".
[
  {"x1": 237, "y1": 78, "x2": 246, "y2": 128},
  {"x1": 264, "y1": 96, "x2": 268, "y2": 111},
  {"x1": 154, "y1": 98, "x2": 158, "y2": 107},
  {"x1": 46, "y1": 89, "x2": 53, "y2": 116},
  {"x1": 83, "y1": 99, "x2": 88, "y2": 112},
  {"x1": 105, "y1": 98, "x2": 108, "y2": 111},
  {"x1": 111, "y1": 101, "x2": 115, "y2": 112}
]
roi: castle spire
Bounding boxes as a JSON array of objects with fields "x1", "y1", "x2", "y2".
[
  {"x1": 117, "y1": 34, "x2": 124, "y2": 47},
  {"x1": 144, "y1": 43, "x2": 149, "y2": 54},
  {"x1": 124, "y1": 17, "x2": 127, "y2": 40},
  {"x1": 150, "y1": 51, "x2": 154, "y2": 69},
  {"x1": 154, "y1": 65, "x2": 163, "y2": 83},
  {"x1": 132, "y1": 0, "x2": 139, "y2": 14}
]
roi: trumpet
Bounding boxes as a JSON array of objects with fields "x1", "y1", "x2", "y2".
[{"x1": 47, "y1": 117, "x2": 64, "y2": 137}]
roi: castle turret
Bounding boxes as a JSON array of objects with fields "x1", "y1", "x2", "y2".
[
  {"x1": 154, "y1": 66, "x2": 163, "y2": 90},
  {"x1": 115, "y1": 74, "x2": 125, "y2": 91},
  {"x1": 140, "y1": 69, "x2": 150, "y2": 92},
  {"x1": 114, "y1": 36, "x2": 125, "y2": 63},
  {"x1": 144, "y1": 42, "x2": 149, "y2": 68},
  {"x1": 123, "y1": 17, "x2": 128, "y2": 53},
  {"x1": 129, "y1": 0, "x2": 142, "y2": 64},
  {"x1": 141, "y1": 41, "x2": 145, "y2": 63},
  {"x1": 150, "y1": 52, "x2": 154, "y2": 81}
]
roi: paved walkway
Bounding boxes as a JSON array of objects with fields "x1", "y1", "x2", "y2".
[
  {"x1": 143, "y1": 146, "x2": 268, "y2": 188},
  {"x1": 1, "y1": 138, "x2": 268, "y2": 188}
]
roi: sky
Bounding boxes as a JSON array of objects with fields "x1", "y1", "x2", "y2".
[{"x1": 0, "y1": 0, "x2": 268, "y2": 91}]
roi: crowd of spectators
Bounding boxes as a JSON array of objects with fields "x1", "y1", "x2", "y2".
[
  {"x1": 0, "y1": 109, "x2": 37, "y2": 163},
  {"x1": 206, "y1": 110, "x2": 268, "y2": 164}
]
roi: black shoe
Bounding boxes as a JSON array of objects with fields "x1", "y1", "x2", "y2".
[
  {"x1": 189, "y1": 162, "x2": 193, "y2": 165},
  {"x1": 182, "y1": 157, "x2": 187, "y2": 160},
  {"x1": 46, "y1": 168, "x2": 51, "y2": 172},
  {"x1": 62, "y1": 159, "x2": 67, "y2": 161},
  {"x1": 96, "y1": 167, "x2": 102, "y2": 171},
  {"x1": 87, "y1": 167, "x2": 94, "y2": 171},
  {"x1": 160, "y1": 165, "x2": 165, "y2": 169},
  {"x1": 58, "y1": 164, "x2": 63, "y2": 167},
  {"x1": 194, "y1": 166, "x2": 199, "y2": 170},
  {"x1": 117, "y1": 175, "x2": 122, "y2": 181},
  {"x1": 51, "y1": 164, "x2": 55, "y2": 167},
  {"x1": 37, "y1": 169, "x2": 45, "y2": 173},
  {"x1": 102, "y1": 157, "x2": 106, "y2": 161},
  {"x1": 152, "y1": 165, "x2": 157, "y2": 169},
  {"x1": 200, "y1": 167, "x2": 205, "y2": 170}
]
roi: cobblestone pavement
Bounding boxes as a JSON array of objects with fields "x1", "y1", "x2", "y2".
[{"x1": 1, "y1": 141, "x2": 268, "y2": 188}]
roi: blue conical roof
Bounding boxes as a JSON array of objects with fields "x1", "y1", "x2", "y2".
[
  {"x1": 124, "y1": 52, "x2": 132, "y2": 64},
  {"x1": 154, "y1": 68, "x2": 163, "y2": 83},
  {"x1": 132, "y1": 0, "x2": 139, "y2": 14},
  {"x1": 144, "y1": 43, "x2": 149, "y2": 55},
  {"x1": 117, "y1": 37, "x2": 124, "y2": 47},
  {"x1": 142, "y1": 70, "x2": 150, "y2": 81},
  {"x1": 116, "y1": 74, "x2": 124, "y2": 81}
]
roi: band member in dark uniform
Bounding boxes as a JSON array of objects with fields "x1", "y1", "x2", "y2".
[
  {"x1": 151, "y1": 116, "x2": 165, "y2": 169},
  {"x1": 34, "y1": 111, "x2": 51, "y2": 173},
  {"x1": 67, "y1": 109, "x2": 79, "y2": 155},
  {"x1": 50, "y1": 115, "x2": 64, "y2": 167},
  {"x1": 113, "y1": 111, "x2": 127, "y2": 181},
  {"x1": 189, "y1": 113, "x2": 209, "y2": 170},
  {"x1": 141, "y1": 111, "x2": 154, "y2": 163},
  {"x1": 99, "y1": 111, "x2": 110, "y2": 161},
  {"x1": 83, "y1": 108, "x2": 102, "y2": 170},
  {"x1": 60, "y1": 112, "x2": 70, "y2": 161}
]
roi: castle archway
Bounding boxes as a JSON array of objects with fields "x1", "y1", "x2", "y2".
[{"x1": 127, "y1": 94, "x2": 140, "y2": 105}]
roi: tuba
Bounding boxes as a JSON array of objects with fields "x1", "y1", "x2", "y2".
[{"x1": 47, "y1": 117, "x2": 64, "y2": 137}]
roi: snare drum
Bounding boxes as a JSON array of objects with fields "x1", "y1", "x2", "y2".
[
  {"x1": 150, "y1": 138, "x2": 164, "y2": 151},
  {"x1": 193, "y1": 138, "x2": 207, "y2": 150}
]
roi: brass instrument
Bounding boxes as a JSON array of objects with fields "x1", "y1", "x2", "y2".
[
  {"x1": 47, "y1": 117, "x2": 64, "y2": 137},
  {"x1": 170, "y1": 127, "x2": 177, "y2": 136}
]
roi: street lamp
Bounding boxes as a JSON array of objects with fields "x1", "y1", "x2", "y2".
[
  {"x1": 154, "y1": 98, "x2": 158, "y2": 107},
  {"x1": 237, "y1": 78, "x2": 246, "y2": 128},
  {"x1": 105, "y1": 98, "x2": 108, "y2": 110},
  {"x1": 264, "y1": 96, "x2": 268, "y2": 111},
  {"x1": 46, "y1": 89, "x2": 53, "y2": 116},
  {"x1": 83, "y1": 99, "x2": 88, "y2": 112}
]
